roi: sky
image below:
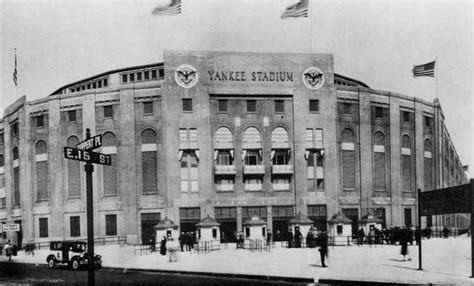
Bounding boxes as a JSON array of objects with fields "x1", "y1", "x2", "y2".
[{"x1": 0, "y1": 0, "x2": 473, "y2": 178}]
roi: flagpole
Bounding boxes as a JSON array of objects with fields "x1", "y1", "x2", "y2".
[
  {"x1": 435, "y1": 56, "x2": 439, "y2": 100},
  {"x1": 14, "y1": 48, "x2": 18, "y2": 98}
]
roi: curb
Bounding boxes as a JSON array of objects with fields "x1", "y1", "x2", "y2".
[
  {"x1": 317, "y1": 278, "x2": 455, "y2": 286},
  {"x1": 104, "y1": 266, "x2": 315, "y2": 283}
]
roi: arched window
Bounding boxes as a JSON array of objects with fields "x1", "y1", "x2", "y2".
[
  {"x1": 141, "y1": 129, "x2": 157, "y2": 194},
  {"x1": 341, "y1": 128, "x2": 356, "y2": 190},
  {"x1": 424, "y1": 139, "x2": 433, "y2": 191},
  {"x1": 271, "y1": 127, "x2": 289, "y2": 148},
  {"x1": 215, "y1": 127, "x2": 233, "y2": 149},
  {"x1": 102, "y1": 132, "x2": 117, "y2": 196},
  {"x1": 373, "y1": 132, "x2": 386, "y2": 190},
  {"x1": 35, "y1": 140, "x2": 48, "y2": 200},
  {"x1": 401, "y1": 135, "x2": 412, "y2": 192},
  {"x1": 67, "y1": 136, "x2": 81, "y2": 197}
]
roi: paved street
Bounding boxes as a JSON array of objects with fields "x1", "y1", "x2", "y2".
[{"x1": 0, "y1": 262, "x2": 309, "y2": 286}]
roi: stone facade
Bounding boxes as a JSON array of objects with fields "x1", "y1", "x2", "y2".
[{"x1": 0, "y1": 51, "x2": 468, "y2": 245}]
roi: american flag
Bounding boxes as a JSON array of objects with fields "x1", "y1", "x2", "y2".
[
  {"x1": 12, "y1": 49, "x2": 18, "y2": 86},
  {"x1": 412, "y1": 60, "x2": 435, "y2": 77},
  {"x1": 152, "y1": 0, "x2": 181, "y2": 15},
  {"x1": 281, "y1": 0, "x2": 308, "y2": 19}
]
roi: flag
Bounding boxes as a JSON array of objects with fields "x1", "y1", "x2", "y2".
[
  {"x1": 152, "y1": 0, "x2": 181, "y2": 15},
  {"x1": 412, "y1": 60, "x2": 435, "y2": 77},
  {"x1": 12, "y1": 49, "x2": 18, "y2": 86},
  {"x1": 281, "y1": 0, "x2": 308, "y2": 19}
]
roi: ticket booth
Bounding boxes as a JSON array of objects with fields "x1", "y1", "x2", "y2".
[
  {"x1": 288, "y1": 212, "x2": 314, "y2": 239},
  {"x1": 359, "y1": 213, "x2": 383, "y2": 242},
  {"x1": 242, "y1": 216, "x2": 266, "y2": 241},
  {"x1": 328, "y1": 212, "x2": 352, "y2": 246},
  {"x1": 196, "y1": 215, "x2": 221, "y2": 242},
  {"x1": 154, "y1": 217, "x2": 179, "y2": 240}
]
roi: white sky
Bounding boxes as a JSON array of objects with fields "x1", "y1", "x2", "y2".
[{"x1": 1, "y1": 0, "x2": 473, "y2": 178}]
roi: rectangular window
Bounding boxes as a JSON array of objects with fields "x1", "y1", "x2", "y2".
[
  {"x1": 98, "y1": 81, "x2": 102, "y2": 88},
  {"x1": 309, "y1": 100, "x2": 319, "y2": 113},
  {"x1": 244, "y1": 150, "x2": 261, "y2": 165},
  {"x1": 70, "y1": 216, "x2": 80, "y2": 237},
  {"x1": 68, "y1": 110, "x2": 76, "y2": 122},
  {"x1": 137, "y1": 72, "x2": 142, "y2": 81},
  {"x1": 375, "y1": 106, "x2": 383, "y2": 118},
  {"x1": 307, "y1": 204, "x2": 326, "y2": 217},
  {"x1": 104, "y1": 105, "x2": 113, "y2": 118},
  {"x1": 242, "y1": 206, "x2": 267, "y2": 219},
  {"x1": 272, "y1": 150, "x2": 289, "y2": 165},
  {"x1": 180, "y1": 151, "x2": 198, "y2": 192},
  {"x1": 272, "y1": 178, "x2": 290, "y2": 191},
  {"x1": 424, "y1": 116, "x2": 431, "y2": 127},
  {"x1": 216, "y1": 150, "x2": 231, "y2": 165},
  {"x1": 11, "y1": 122, "x2": 18, "y2": 137},
  {"x1": 343, "y1": 103, "x2": 351, "y2": 114},
  {"x1": 218, "y1": 100, "x2": 228, "y2": 112},
  {"x1": 151, "y1": 70, "x2": 157, "y2": 79},
  {"x1": 36, "y1": 115, "x2": 44, "y2": 127},
  {"x1": 92, "y1": 82, "x2": 96, "y2": 89},
  {"x1": 244, "y1": 178, "x2": 262, "y2": 191},
  {"x1": 182, "y1": 98, "x2": 193, "y2": 112},
  {"x1": 87, "y1": 84, "x2": 91, "y2": 90},
  {"x1": 315, "y1": 129, "x2": 323, "y2": 149},
  {"x1": 103, "y1": 78, "x2": 108, "y2": 87},
  {"x1": 159, "y1": 69, "x2": 164, "y2": 78},
  {"x1": 275, "y1": 100, "x2": 284, "y2": 113},
  {"x1": 246, "y1": 100, "x2": 256, "y2": 113},
  {"x1": 129, "y1": 73, "x2": 135, "y2": 82},
  {"x1": 105, "y1": 214, "x2": 117, "y2": 236},
  {"x1": 39, "y1": 218, "x2": 48, "y2": 238},
  {"x1": 215, "y1": 207, "x2": 237, "y2": 219},
  {"x1": 180, "y1": 207, "x2": 201, "y2": 220},
  {"x1": 144, "y1": 71, "x2": 150, "y2": 80},
  {"x1": 216, "y1": 178, "x2": 234, "y2": 192},
  {"x1": 144, "y1": 102, "x2": 153, "y2": 114},
  {"x1": 404, "y1": 208, "x2": 412, "y2": 227},
  {"x1": 317, "y1": 178, "x2": 324, "y2": 189},
  {"x1": 403, "y1": 111, "x2": 410, "y2": 123}
]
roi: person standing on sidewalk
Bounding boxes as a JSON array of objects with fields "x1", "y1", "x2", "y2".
[
  {"x1": 317, "y1": 231, "x2": 328, "y2": 267},
  {"x1": 4, "y1": 240, "x2": 12, "y2": 262}
]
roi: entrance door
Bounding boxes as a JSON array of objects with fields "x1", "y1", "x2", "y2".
[
  {"x1": 272, "y1": 219, "x2": 289, "y2": 241},
  {"x1": 141, "y1": 213, "x2": 161, "y2": 244},
  {"x1": 14, "y1": 220, "x2": 22, "y2": 248},
  {"x1": 217, "y1": 220, "x2": 237, "y2": 242}
]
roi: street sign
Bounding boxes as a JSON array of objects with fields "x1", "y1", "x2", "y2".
[
  {"x1": 76, "y1": 134, "x2": 102, "y2": 151},
  {"x1": 3, "y1": 223, "x2": 20, "y2": 232},
  {"x1": 419, "y1": 184, "x2": 470, "y2": 216},
  {"x1": 64, "y1": 147, "x2": 112, "y2": 166}
]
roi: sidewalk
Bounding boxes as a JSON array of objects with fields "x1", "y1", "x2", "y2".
[{"x1": 1, "y1": 236, "x2": 472, "y2": 285}]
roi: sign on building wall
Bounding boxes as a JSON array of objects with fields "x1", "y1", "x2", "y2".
[{"x1": 2, "y1": 223, "x2": 20, "y2": 232}]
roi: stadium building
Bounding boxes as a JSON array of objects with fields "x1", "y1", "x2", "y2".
[{"x1": 0, "y1": 51, "x2": 469, "y2": 246}]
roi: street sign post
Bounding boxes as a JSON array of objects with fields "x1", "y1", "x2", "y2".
[
  {"x1": 63, "y1": 129, "x2": 111, "y2": 286},
  {"x1": 64, "y1": 147, "x2": 111, "y2": 165},
  {"x1": 76, "y1": 134, "x2": 102, "y2": 151}
]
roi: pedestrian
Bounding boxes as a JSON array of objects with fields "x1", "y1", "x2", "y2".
[
  {"x1": 4, "y1": 240, "x2": 12, "y2": 262},
  {"x1": 287, "y1": 230, "x2": 293, "y2": 248},
  {"x1": 150, "y1": 234, "x2": 156, "y2": 252},
  {"x1": 160, "y1": 236, "x2": 167, "y2": 256},
  {"x1": 294, "y1": 228, "x2": 303, "y2": 248},
  {"x1": 442, "y1": 226, "x2": 449, "y2": 238},
  {"x1": 317, "y1": 231, "x2": 328, "y2": 267},
  {"x1": 179, "y1": 232, "x2": 184, "y2": 252},
  {"x1": 357, "y1": 228, "x2": 365, "y2": 246},
  {"x1": 400, "y1": 227, "x2": 411, "y2": 261}
]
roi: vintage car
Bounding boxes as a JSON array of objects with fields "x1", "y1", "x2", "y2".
[{"x1": 46, "y1": 241, "x2": 102, "y2": 270}]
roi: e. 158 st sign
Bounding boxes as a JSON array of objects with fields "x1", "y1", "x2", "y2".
[{"x1": 64, "y1": 147, "x2": 112, "y2": 165}]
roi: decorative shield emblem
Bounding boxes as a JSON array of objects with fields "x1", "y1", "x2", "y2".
[
  {"x1": 175, "y1": 64, "x2": 198, "y2": 88},
  {"x1": 302, "y1": 67, "x2": 325, "y2": 90}
]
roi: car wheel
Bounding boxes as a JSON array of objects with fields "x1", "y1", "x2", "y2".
[
  {"x1": 47, "y1": 258, "x2": 56, "y2": 269},
  {"x1": 71, "y1": 259, "x2": 80, "y2": 270}
]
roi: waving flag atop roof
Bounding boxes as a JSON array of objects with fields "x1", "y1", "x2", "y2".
[
  {"x1": 281, "y1": 0, "x2": 308, "y2": 19},
  {"x1": 412, "y1": 60, "x2": 436, "y2": 77},
  {"x1": 152, "y1": 0, "x2": 181, "y2": 15}
]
